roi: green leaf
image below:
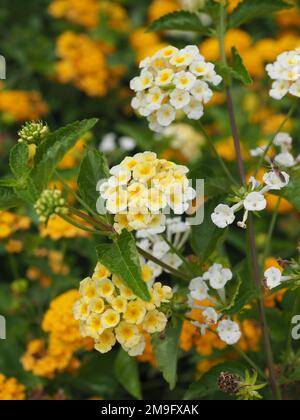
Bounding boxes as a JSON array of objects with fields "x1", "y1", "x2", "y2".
[
  {"x1": 148, "y1": 11, "x2": 210, "y2": 34},
  {"x1": 9, "y1": 142, "x2": 31, "y2": 178},
  {"x1": 229, "y1": 0, "x2": 292, "y2": 28},
  {"x1": 231, "y1": 47, "x2": 252, "y2": 85},
  {"x1": 0, "y1": 187, "x2": 23, "y2": 210},
  {"x1": 191, "y1": 200, "x2": 227, "y2": 262},
  {"x1": 32, "y1": 118, "x2": 98, "y2": 192},
  {"x1": 273, "y1": 177, "x2": 300, "y2": 212},
  {"x1": 152, "y1": 319, "x2": 183, "y2": 390},
  {"x1": 96, "y1": 230, "x2": 151, "y2": 301},
  {"x1": 14, "y1": 178, "x2": 39, "y2": 205},
  {"x1": 78, "y1": 149, "x2": 109, "y2": 213},
  {"x1": 184, "y1": 362, "x2": 246, "y2": 400},
  {"x1": 0, "y1": 178, "x2": 20, "y2": 188},
  {"x1": 115, "y1": 349, "x2": 142, "y2": 400}
]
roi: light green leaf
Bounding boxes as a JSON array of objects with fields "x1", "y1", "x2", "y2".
[
  {"x1": 148, "y1": 11, "x2": 211, "y2": 34},
  {"x1": 96, "y1": 230, "x2": 151, "y2": 301},
  {"x1": 231, "y1": 47, "x2": 252, "y2": 85},
  {"x1": 191, "y1": 200, "x2": 227, "y2": 262},
  {"x1": 229, "y1": 0, "x2": 292, "y2": 28},
  {"x1": 0, "y1": 187, "x2": 23, "y2": 210},
  {"x1": 78, "y1": 149, "x2": 109, "y2": 214},
  {"x1": 9, "y1": 142, "x2": 31, "y2": 178},
  {"x1": 32, "y1": 118, "x2": 98, "y2": 192},
  {"x1": 115, "y1": 349, "x2": 142, "y2": 400},
  {"x1": 152, "y1": 319, "x2": 183, "y2": 390}
]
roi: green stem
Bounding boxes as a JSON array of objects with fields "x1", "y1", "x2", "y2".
[
  {"x1": 198, "y1": 122, "x2": 238, "y2": 185},
  {"x1": 233, "y1": 345, "x2": 267, "y2": 381},
  {"x1": 137, "y1": 246, "x2": 190, "y2": 282},
  {"x1": 255, "y1": 103, "x2": 296, "y2": 176},
  {"x1": 261, "y1": 197, "x2": 282, "y2": 266},
  {"x1": 59, "y1": 214, "x2": 109, "y2": 236},
  {"x1": 161, "y1": 233, "x2": 196, "y2": 276}
]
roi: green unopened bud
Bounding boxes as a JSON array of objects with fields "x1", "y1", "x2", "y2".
[
  {"x1": 34, "y1": 189, "x2": 67, "y2": 224},
  {"x1": 18, "y1": 121, "x2": 49, "y2": 145},
  {"x1": 11, "y1": 278, "x2": 28, "y2": 295}
]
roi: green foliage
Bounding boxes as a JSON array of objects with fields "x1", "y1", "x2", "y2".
[
  {"x1": 228, "y1": 0, "x2": 292, "y2": 28},
  {"x1": 9, "y1": 143, "x2": 30, "y2": 178},
  {"x1": 148, "y1": 11, "x2": 211, "y2": 34},
  {"x1": 191, "y1": 200, "x2": 227, "y2": 262},
  {"x1": 0, "y1": 186, "x2": 23, "y2": 210},
  {"x1": 274, "y1": 177, "x2": 300, "y2": 212},
  {"x1": 231, "y1": 47, "x2": 253, "y2": 85},
  {"x1": 152, "y1": 319, "x2": 183, "y2": 390},
  {"x1": 78, "y1": 149, "x2": 109, "y2": 213},
  {"x1": 97, "y1": 230, "x2": 151, "y2": 301},
  {"x1": 184, "y1": 362, "x2": 246, "y2": 400},
  {"x1": 115, "y1": 349, "x2": 142, "y2": 400},
  {"x1": 32, "y1": 119, "x2": 98, "y2": 192}
]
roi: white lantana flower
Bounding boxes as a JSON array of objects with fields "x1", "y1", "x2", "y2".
[
  {"x1": 202, "y1": 263, "x2": 233, "y2": 290},
  {"x1": 217, "y1": 320, "x2": 242, "y2": 345},
  {"x1": 211, "y1": 204, "x2": 236, "y2": 228},
  {"x1": 275, "y1": 152, "x2": 296, "y2": 168},
  {"x1": 264, "y1": 267, "x2": 282, "y2": 289},
  {"x1": 273, "y1": 132, "x2": 293, "y2": 151},
  {"x1": 266, "y1": 49, "x2": 300, "y2": 100},
  {"x1": 264, "y1": 267, "x2": 292, "y2": 290},
  {"x1": 243, "y1": 192, "x2": 267, "y2": 212},
  {"x1": 262, "y1": 171, "x2": 290, "y2": 191},
  {"x1": 130, "y1": 45, "x2": 222, "y2": 132},
  {"x1": 189, "y1": 277, "x2": 209, "y2": 301}
]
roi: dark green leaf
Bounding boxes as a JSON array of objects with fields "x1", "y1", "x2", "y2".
[
  {"x1": 115, "y1": 349, "x2": 142, "y2": 400},
  {"x1": 191, "y1": 200, "x2": 227, "y2": 262},
  {"x1": 231, "y1": 47, "x2": 252, "y2": 85},
  {"x1": 14, "y1": 178, "x2": 39, "y2": 205},
  {"x1": 32, "y1": 118, "x2": 98, "y2": 192},
  {"x1": 0, "y1": 187, "x2": 23, "y2": 210},
  {"x1": 9, "y1": 142, "x2": 31, "y2": 178},
  {"x1": 78, "y1": 149, "x2": 109, "y2": 213},
  {"x1": 148, "y1": 11, "x2": 210, "y2": 34},
  {"x1": 96, "y1": 230, "x2": 150, "y2": 301},
  {"x1": 229, "y1": 0, "x2": 292, "y2": 28},
  {"x1": 152, "y1": 319, "x2": 183, "y2": 390}
]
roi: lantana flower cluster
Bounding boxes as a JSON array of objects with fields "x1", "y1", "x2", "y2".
[
  {"x1": 211, "y1": 170, "x2": 290, "y2": 230},
  {"x1": 266, "y1": 48, "x2": 300, "y2": 100},
  {"x1": 99, "y1": 152, "x2": 196, "y2": 233},
  {"x1": 130, "y1": 45, "x2": 222, "y2": 132},
  {"x1": 73, "y1": 263, "x2": 173, "y2": 356},
  {"x1": 188, "y1": 263, "x2": 242, "y2": 345}
]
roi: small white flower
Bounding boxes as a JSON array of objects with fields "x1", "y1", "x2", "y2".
[
  {"x1": 174, "y1": 71, "x2": 196, "y2": 91},
  {"x1": 211, "y1": 204, "x2": 236, "y2": 228},
  {"x1": 191, "y1": 80, "x2": 213, "y2": 103},
  {"x1": 243, "y1": 192, "x2": 267, "y2": 212},
  {"x1": 263, "y1": 171, "x2": 290, "y2": 191},
  {"x1": 202, "y1": 308, "x2": 218, "y2": 325},
  {"x1": 190, "y1": 61, "x2": 214, "y2": 77},
  {"x1": 275, "y1": 152, "x2": 296, "y2": 168},
  {"x1": 119, "y1": 136, "x2": 136, "y2": 151},
  {"x1": 264, "y1": 267, "x2": 282, "y2": 289},
  {"x1": 203, "y1": 263, "x2": 233, "y2": 290},
  {"x1": 217, "y1": 320, "x2": 241, "y2": 345},
  {"x1": 189, "y1": 277, "x2": 209, "y2": 301},
  {"x1": 99, "y1": 133, "x2": 117, "y2": 153},
  {"x1": 184, "y1": 98, "x2": 204, "y2": 120},
  {"x1": 289, "y1": 80, "x2": 300, "y2": 97},
  {"x1": 269, "y1": 80, "x2": 289, "y2": 100},
  {"x1": 157, "y1": 104, "x2": 176, "y2": 127},
  {"x1": 273, "y1": 132, "x2": 293, "y2": 151},
  {"x1": 170, "y1": 89, "x2": 191, "y2": 109},
  {"x1": 250, "y1": 145, "x2": 267, "y2": 157}
]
